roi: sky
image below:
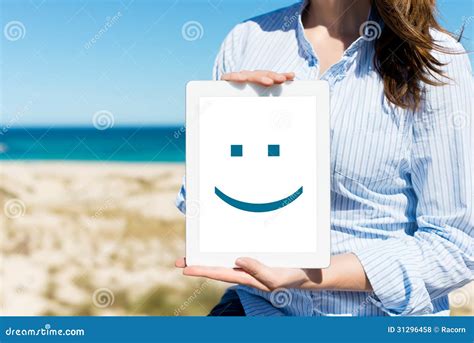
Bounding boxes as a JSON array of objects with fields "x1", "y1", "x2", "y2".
[{"x1": 1, "y1": 0, "x2": 473, "y2": 127}]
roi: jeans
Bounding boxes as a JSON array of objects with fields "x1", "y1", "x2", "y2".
[{"x1": 208, "y1": 288, "x2": 245, "y2": 316}]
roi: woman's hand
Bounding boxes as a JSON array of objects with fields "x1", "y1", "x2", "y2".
[
  {"x1": 175, "y1": 254, "x2": 372, "y2": 293},
  {"x1": 175, "y1": 257, "x2": 314, "y2": 292},
  {"x1": 179, "y1": 70, "x2": 372, "y2": 294},
  {"x1": 221, "y1": 70, "x2": 295, "y2": 86}
]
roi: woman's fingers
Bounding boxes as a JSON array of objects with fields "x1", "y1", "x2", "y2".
[
  {"x1": 282, "y1": 72, "x2": 295, "y2": 80},
  {"x1": 221, "y1": 70, "x2": 295, "y2": 86},
  {"x1": 221, "y1": 72, "x2": 247, "y2": 82},
  {"x1": 235, "y1": 257, "x2": 311, "y2": 290},
  {"x1": 235, "y1": 257, "x2": 276, "y2": 288},
  {"x1": 175, "y1": 257, "x2": 186, "y2": 268},
  {"x1": 182, "y1": 265, "x2": 270, "y2": 292},
  {"x1": 244, "y1": 72, "x2": 275, "y2": 86},
  {"x1": 176, "y1": 255, "x2": 307, "y2": 292},
  {"x1": 262, "y1": 71, "x2": 287, "y2": 83},
  {"x1": 175, "y1": 256, "x2": 274, "y2": 290}
]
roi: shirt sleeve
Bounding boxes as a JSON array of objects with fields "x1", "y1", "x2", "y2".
[
  {"x1": 175, "y1": 176, "x2": 186, "y2": 214},
  {"x1": 353, "y1": 39, "x2": 474, "y2": 316},
  {"x1": 175, "y1": 24, "x2": 244, "y2": 214},
  {"x1": 212, "y1": 23, "x2": 243, "y2": 80}
]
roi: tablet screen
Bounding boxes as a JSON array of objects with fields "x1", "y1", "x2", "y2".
[{"x1": 198, "y1": 96, "x2": 318, "y2": 253}]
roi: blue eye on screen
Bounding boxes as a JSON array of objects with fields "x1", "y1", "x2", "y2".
[
  {"x1": 230, "y1": 144, "x2": 280, "y2": 157},
  {"x1": 268, "y1": 144, "x2": 280, "y2": 157},
  {"x1": 230, "y1": 144, "x2": 243, "y2": 157}
]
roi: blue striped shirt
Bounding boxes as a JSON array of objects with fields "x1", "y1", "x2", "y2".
[{"x1": 176, "y1": 1, "x2": 473, "y2": 316}]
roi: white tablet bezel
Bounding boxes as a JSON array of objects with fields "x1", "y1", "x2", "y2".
[{"x1": 186, "y1": 80, "x2": 330, "y2": 268}]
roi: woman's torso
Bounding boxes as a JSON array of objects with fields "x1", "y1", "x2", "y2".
[{"x1": 217, "y1": 2, "x2": 452, "y2": 316}]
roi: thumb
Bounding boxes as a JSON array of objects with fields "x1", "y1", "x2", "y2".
[{"x1": 235, "y1": 257, "x2": 274, "y2": 288}]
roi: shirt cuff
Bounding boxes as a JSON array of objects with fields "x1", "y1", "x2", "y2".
[
  {"x1": 352, "y1": 239, "x2": 433, "y2": 316},
  {"x1": 175, "y1": 181, "x2": 186, "y2": 214}
]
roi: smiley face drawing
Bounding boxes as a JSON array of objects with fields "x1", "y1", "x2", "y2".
[
  {"x1": 198, "y1": 95, "x2": 320, "y2": 253},
  {"x1": 214, "y1": 144, "x2": 303, "y2": 212}
]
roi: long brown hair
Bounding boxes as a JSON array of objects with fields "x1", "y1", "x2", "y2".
[{"x1": 372, "y1": 0, "x2": 459, "y2": 111}]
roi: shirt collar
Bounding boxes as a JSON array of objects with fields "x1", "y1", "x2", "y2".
[{"x1": 293, "y1": 0, "x2": 382, "y2": 69}]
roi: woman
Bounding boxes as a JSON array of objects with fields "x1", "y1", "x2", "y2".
[{"x1": 175, "y1": 0, "x2": 473, "y2": 316}]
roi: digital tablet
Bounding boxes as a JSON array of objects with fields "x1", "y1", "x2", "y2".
[{"x1": 186, "y1": 81, "x2": 330, "y2": 268}]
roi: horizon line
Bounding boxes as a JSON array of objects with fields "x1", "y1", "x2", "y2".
[{"x1": 0, "y1": 124, "x2": 186, "y2": 129}]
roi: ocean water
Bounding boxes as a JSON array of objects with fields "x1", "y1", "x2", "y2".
[{"x1": 0, "y1": 127, "x2": 185, "y2": 162}]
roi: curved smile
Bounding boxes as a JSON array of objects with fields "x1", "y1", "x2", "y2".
[{"x1": 214, "y1": 186, "x2": 303, "y2": 213}]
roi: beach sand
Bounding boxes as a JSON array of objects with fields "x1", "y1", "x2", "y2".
[
  {"x1": 0, "y1": 162, "x2": 472, "y2": 316},
  {"x1": 0, "y1": 161, "x2": 225, "y2": 316}
]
